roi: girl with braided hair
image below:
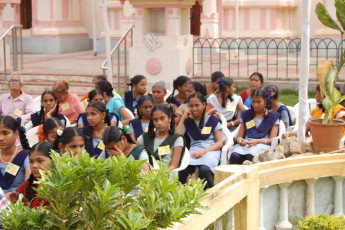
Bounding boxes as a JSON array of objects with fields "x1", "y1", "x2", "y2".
[
  {"x1": 26, "y1": 91, "x2": 66, "y2": 130},
  {"x1": 53, "y1": 127, "x2": 85, "y2": 156},
  {"x1": 207, "y1": 78, "x2": 246, "y2": 131},
  {"x1": 166, "y1": 76, "x2": 190, "y2": 107},
  {"x1": 0, "y1": 116, "x2": 31, "y2": 196},
  {"x1": 129, "y1": 95, "x2": 154, "y2": 144},
  {"x1": 176, "y1": 93, "x2": 223, "y2": 189},
  {"x1": 77, "y1": 89, "x2": 118, "y2": 128},
  {"x1": 139, "y1": 104, "x2": 185, "y2": 170},
  {"x1": 123, "y1": 75, "x2": 149, "y2": 114},
  {"x1": 9, "y1": 142, "x2": 51, "y2": 208},
  {"x1": 99, "y1": 126, "x2": 150, "y2": 172},
  {"x1": 42, "y1": 117, "x2": 64, "y2": 144},
  {"x1": 228, "y1": 89, "x2": 279, "y2": 165},
  {"x1": 239, "y1": 72, "x2": 264, "y2": 109},
  {"x1": 83, "y1": 101, "x2": 111, "y2": 157}
]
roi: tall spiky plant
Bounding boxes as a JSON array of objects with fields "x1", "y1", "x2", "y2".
[{"x1": 315, "y1": 0, "x2": 345, "y2": 124}]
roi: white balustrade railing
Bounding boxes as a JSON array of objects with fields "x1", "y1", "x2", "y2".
[{"x1": 166, "y1": 153, "x2": 345, "y2": 230}]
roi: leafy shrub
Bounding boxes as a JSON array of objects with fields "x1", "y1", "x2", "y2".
[
  {"x1": 296, "y1": 214, "x2": 345, "y2": 230},
  {"x1": 0, "y1": 150, "x2": 206, "y2": 230}
]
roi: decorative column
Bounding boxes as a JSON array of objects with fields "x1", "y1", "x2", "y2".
[
  {"x1": 200, "y1": 0, "x2": 218, "y2": 38},
  {"x1": 305, "y1": 178, "x2": 317, "y2": 216},
  {"x1": 28, "y1": 0, "x2": 89, "y2": 53},
  {"x1": 275, "y1": 182, "x2": 293, "y2": 230},
  {"x1": 259, "y1": 187, "x2": 268, "y2": 230},
  {"x1": 333, "y1": 176, "x2": 344, "y2": 217},
  {"x1": 128, "y1": 0, "x2": 197, "y2": 89},
  {"x1": 120, "y1": 1, "x2": 135, "y2": 36}
]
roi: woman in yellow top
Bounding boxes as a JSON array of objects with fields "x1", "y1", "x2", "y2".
[{"x1": 283, "y1": 84, "x2": 345, "y2": 138}]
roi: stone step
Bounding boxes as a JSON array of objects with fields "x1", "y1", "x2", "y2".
[{"x1": 0, "y1": 74, "x2": 129, "y2": 98}]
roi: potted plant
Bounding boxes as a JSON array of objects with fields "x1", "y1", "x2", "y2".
[{"x1": 309, "y1": 0, "x2": 345, "y2": 152}]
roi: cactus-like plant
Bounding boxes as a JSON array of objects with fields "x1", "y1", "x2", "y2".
[{"x1": 315, "y1": 0, "x2": 345, "y2": 124}]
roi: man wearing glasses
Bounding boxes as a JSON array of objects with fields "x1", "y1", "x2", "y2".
[{"x1": 0, "y1": 73, "x2": 35, "y2": 123}]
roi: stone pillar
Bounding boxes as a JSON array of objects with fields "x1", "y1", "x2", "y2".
[
  {"x1": 259, "y1": 187, "x2": 267, "y2": 230},
  {"x1": 333, "y1": 176, "x2": 344, "y2": 217},
  {"x1": 305, "y1": 178, "x2": 317, "y2": 216},
  {"x1": 275, "y1": 182, "x2": 293, "y2": 230},
  {"x1": 200, "y1": 0, "x2": 218, "y2": 38},
  {"x1": 0, "y1": 3, "x2": 10, "y2": 74},
  {"x1": 28, "y1": 0, "x2": 89, "y2": 53}
]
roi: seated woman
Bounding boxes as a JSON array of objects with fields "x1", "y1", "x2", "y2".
[
  {"x1": 283, "y1": 84, "x2": 345, "y2": 138},
  {"x1": 123, "y1": 75, "x2": 149, "y2": 114},
  {"x1": 53, "y1": 80, "x2": 85, "y2": 124},
  {"x1": 99, "y1": 126, "x2": 150, "y2": 172},
  {"x1": 239, "y1": 72, "x2": 264, "y2": 109},
  {"x1": 83, "y1": 102, "x2": 110, "y2": 157},
  {"x1": 80, "y1": 75, "x2": 107, "y2": 102},
  {"x1": 129, "y1": 95, "x2": 154, "y2": 144},
  {"x1": 26, "y1": 91, "x2": 66, "y2": 130},
  {"x1": 138, "y1": 104, "x2": 184, "y2": 170},
  {"x1": 9, "y1": 142, "x2": 52, "y2": 208},
  {"x1": 265, "y1": 85, "x2": 293, "y2": 129},
  {"x1": 166, "y1": 76, "x2": 190, "y2": 107},
  {"x1": 151, "y1": 81, "x2": 167, "y2": 105},
  {"x1": 202, "y1": 71, "x2": 224, "y2": 97},
  {"x1": 77, "y1": 89, "x2": 118, "y2": 128},
  {"x1": 207, "y1": 78, "x2": 246, "y2": 131},
  {"x1": 97, "y1": 80, "x2": 132, "y2": 126},
  {"x1": 228, "y1": 89, "x2": 280, "y2": 164},
  {"x1": 53, "y1": 127, "x2": 85, "y2": 156},
  {"x1": 0, "y1": 116, "x2": 31, "y2": 197},
  {"x1": 177, "y1": 93, "x2": 223, "y2": 189}
]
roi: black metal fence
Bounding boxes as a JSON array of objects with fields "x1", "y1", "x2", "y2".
[{"x1": 193, "y1": 38, "x2": 345, "y2": 81}]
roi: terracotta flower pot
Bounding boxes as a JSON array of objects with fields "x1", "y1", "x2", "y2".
[{"x1": 308, "y1": 119, "x2": 345, "y2": 153}]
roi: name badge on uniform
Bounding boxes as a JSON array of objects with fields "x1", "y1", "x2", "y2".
[
  {"x1": 13, "y1": 108, "x2": 23, "y2": 117},
  {"x1": 61, "y1": 103, "x2": 70, "y2": 111},
  {"x1": 97, "y1": 140, "x2": 105, "y2": 151},
  {"x1": 158, "y1": 145, "x2": 170, "y2": 156},
  {"x1": 201, "y1": 126, "x2": 212, "y2": 134},
  {"x1": 246, "y1": 120, "x2": 256, "y2": 129},
  {"x1": 226, "y1": 105, "x2": 236, "y2": 112},
  {"x1": 5, "y1": 163, "x2": 20, "y2": 176}
]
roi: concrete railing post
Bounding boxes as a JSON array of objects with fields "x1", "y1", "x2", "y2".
[
  {"x1": 305, "y1": 178, "x2": 317, "y2": 216},
  {"x1": 333, "y1": 176, "x2": 344, "y2": 217},
  {"x1": 275, "y1": 182, "x2": 293, "y2": 230}
]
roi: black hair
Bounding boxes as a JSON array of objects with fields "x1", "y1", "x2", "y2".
[
  {"x1": 166, "y1": 76, "x2": 190, "y2": 103},
  {"x1": 137, "y1": 95, "x2": 154, "y2": 119},
  {"x1": 217, "y1": 78, "x2": 234, "y2": 107},
  {"x1": 102, "y1": 126, "x2": 136, "y2": 145},
  {"x1": 187, "y1": 93, "x2": 207, "y2": 129},
  {"x1": 127, "y1": 75, "x2": 146, "y2": 102},
  {"x1": 265, "y1": 85, "x2": 279, "y2": 99},
  {"x1": 85, "y1": 101, "x2": 111, "y2": 145},
  {"x1": 315, "y1": 84, "x2": 325, "y2": 110},
  {"x1": 0, "y1": 116, "x2": 30, "y2": 150},
  {"x1": 53, "y1": 127, "x2": 84, "y2": 151},
  {"x1": 43, "y1": 117, "x2": 63, "y2": 137},
  {"x1": 88, "y1": 89, "x2": 104, "y2": 102},
  {"x1": 249, "y1": 72, "x2": 264, "y2": 84},
  {"x1": 39, "y1": 91, "x2": 60, "y2": 125},
  {"x1": 93, "y1": 75, "x2": 107, "y2": 83},
  {"x1": 211, "y1": 71, "x2": 224, "y2": 82},
  {"x1": 250, "y1": 89, "x2": 269, "y2": 119},
  {"x1": 188, "y1": 81, "x2": 204, "y2": 95},
  {"x1": 97, "y1": 80, "x2": 114, "y2": 97},
  {"x1": 26, "y1": 142, "x2": 53, "y2": 202},
  {"x1": 148, "y1": 104, "x2": 175, "y2": 138}
]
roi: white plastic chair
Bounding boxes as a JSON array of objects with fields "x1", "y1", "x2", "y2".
[
  {"x1": 217, "y1": 113, "x2": 235, "y2": 165},
  {"x1": 124, "y1": 108, "x2": 135, "y2": 119},
  {"x1": 270, "y1": 120, "x2": 287, "y2": 149},
  {"x1": 33, "y1": 96, "x2": 42, "y2": 112},
  {"x1": 26, "y1": 126, "x2": 39, "y2": 147},
  {"x1": 169, "y1": 148, "x2": 190, "y2": 179}
]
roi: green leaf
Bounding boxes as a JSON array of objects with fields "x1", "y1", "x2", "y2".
[
  {"x1": 325, "y1": 68, "x2": 339, "y2": 95},
  {"x1": 316, "y1": 3, "x2": 343, "y2": 33},
  {"x1": 332, "y1": 87, "x2": 342, "y2": 106},
  {"x1": 335, "y1": 0, "x2": 345, "y2": 30}
]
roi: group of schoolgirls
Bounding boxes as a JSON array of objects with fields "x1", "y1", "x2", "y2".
[{"x1": 1, "y1": 71, "x2": 296, "y2": 210}]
